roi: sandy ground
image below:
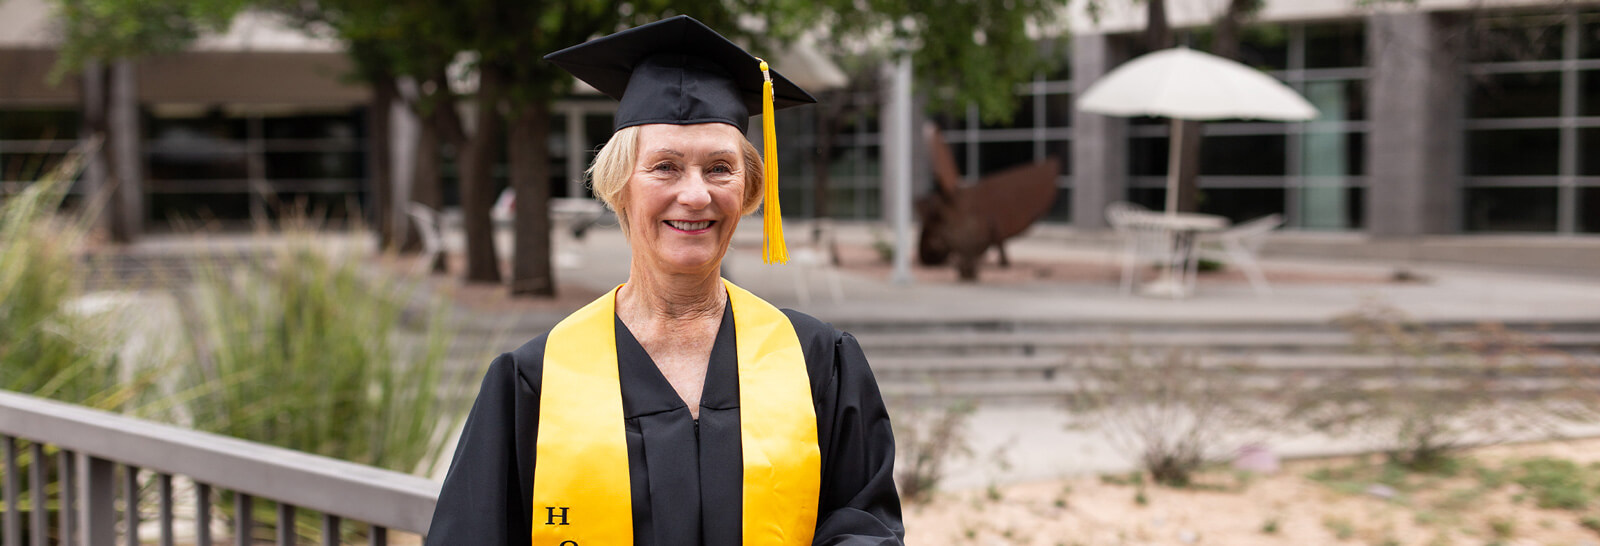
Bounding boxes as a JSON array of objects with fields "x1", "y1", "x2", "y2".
[{"x1": 905, "y1": 438, "x2": 1600, "y2": 546}]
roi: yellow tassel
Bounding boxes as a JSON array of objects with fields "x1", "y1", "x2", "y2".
[{"x1": 759, "y1": 60, "x2": 787, "y2": 264}]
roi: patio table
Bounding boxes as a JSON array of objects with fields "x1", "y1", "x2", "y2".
[{"x1": 1131, "y1": 212, "x2": 1229, "y2": 298}]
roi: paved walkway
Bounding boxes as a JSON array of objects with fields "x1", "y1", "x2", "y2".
[{"x1": 499, "y1": 219, "x2": 1600, "y2": 327}]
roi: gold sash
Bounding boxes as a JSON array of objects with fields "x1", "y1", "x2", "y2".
[{"x1": 531, "y1": 280, "x2": 821, "y2": 545}]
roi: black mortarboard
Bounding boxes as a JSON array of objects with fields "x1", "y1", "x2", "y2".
[{"x1": 543, "y1": 15, "x2": 816, "y2": 134}]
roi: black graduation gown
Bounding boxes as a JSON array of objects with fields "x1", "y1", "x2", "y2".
[{"x1": 425, "y1": 304, "x2": 905, "y2": 546}]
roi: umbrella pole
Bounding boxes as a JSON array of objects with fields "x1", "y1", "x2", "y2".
[{"x1": 1165, "y1": 117, "x2": 1183, "y2": 215}]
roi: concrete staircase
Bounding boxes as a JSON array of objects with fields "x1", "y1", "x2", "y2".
[{"x1": 837, "y1": 317, "x2": 1600, "y2": 403}]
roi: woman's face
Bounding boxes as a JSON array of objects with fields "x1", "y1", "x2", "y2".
[{"x1": 621, "y1": 123, "x2": 748, "y2": 276}]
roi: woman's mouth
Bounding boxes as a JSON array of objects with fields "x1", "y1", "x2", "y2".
[{"x1": 664, "y1": 220, "x2": 714, "y2": 232}]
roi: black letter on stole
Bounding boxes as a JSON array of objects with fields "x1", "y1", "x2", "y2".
[{"x1": 545, "y1": 506, "x2": 570, "y2": 525}]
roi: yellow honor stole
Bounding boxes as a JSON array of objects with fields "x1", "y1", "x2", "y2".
[{"x1": 532, "y1": 279, "x2": 822, "y2": 545}]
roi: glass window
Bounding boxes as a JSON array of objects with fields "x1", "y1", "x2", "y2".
[
  {"x1": 1581, "y1": 187, "x2": 1600, "y2": 233},
  {"x1": 978, "y1": 140, "x2": 1035, "y2": 175},
  {"x1": 1304, "y1": 23, "x2": 1366, "y2": 69},
  {"x1": 1346, "y1": 132, "x2": 1366, "y2": 176},
  {"x1": 263, "y1": 113, "x2": 360, "y2": 141},
  {"x1": 0, "y1": 109, "x2": 79, "y2": 140},
  {"x1": 1304, "y1": 80, "x2": 1362, "y2": 122},
  {"x1": 1126, "y1": 187, "x2": 1165, "y2": 211},
  {"x1": 1046, "y1": 139, "x2": 1073, "y2": 175},
  {"x1": 1583, "y1": 11, "x2": 1600, "y2": 58},
  {"x1": 1582, "y1": 71, "x2": 1600, "y2": 117},
  {"x1": 1045, "y1": 187, "x2": 1072, "y2": 222},
  {"x1": 149, "y1": 193, "x2": 251, "y2": 223},
  {"x1": 1043, "y1": 93, "x2": 1072, "y2": 128},
  {"x1": 147, "y1": 115, "x2": 248, "y2": 141},
  {"x1": 1466, "y1": 129, "x2": 1559, "y2": 176},
  {"x1": 0, "y1": 153, "x2": 69, "y2": 182},
  {"x1": 857, "y1": 187, "x2": 882, "y2": 220},
  {"x1": 583, "y1": 113, "x2": 613, "y2": 165},
  {"x1": 1234, "y1": 25, "x2": 1289, "y2": 71},
  {"x1": 148, "y1": 149, "x2": 248, "y2": 181},
  {"x1": 1299, "y1": 183, "x2": 1354, "y2": 230},
  {"x1": 1468, "y1": 71, "x2": 1562, "y2": 118},
  {"x1": 1581, "y1": 128, "x2": 1600, "y2": 176},
  {"x1": 1346, "y1": 186, "x2": 1365, "y2": 230},
  {"x1": 1198, "y1": 188, "x2": 1285, "y2": 224},
  {"x1": 1299, "y1": 133, "x2": 1364, "y2": 177},
  {"x1": 1467, "y1": 14, "x2": 1566, "y2": 63},
  {"x1": 264, "y1": 151, "x2": 363, "y2": 180},
  {"x1": 1201, "y1": 134, "x2": 1286, "y2": 176},
  {"x1": 1465, "y1": 187, "x2": 1558, "y2": 231},
  {"x1": 1129, "y1": 137, "x2": 1168, "y2": 176}
]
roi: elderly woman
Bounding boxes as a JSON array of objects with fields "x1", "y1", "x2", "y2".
[{"x1": 425, "y1": 16, "x2": 904, "y2": 546}]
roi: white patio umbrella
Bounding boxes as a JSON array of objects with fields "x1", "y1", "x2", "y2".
[{"x1": 1077, "y1": 46, "x2": 1318, "y2": 214}]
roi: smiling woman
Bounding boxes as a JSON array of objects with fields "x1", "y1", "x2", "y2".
[{"x1": 425, "y1": 15, "x2": 904, "y2": 546}]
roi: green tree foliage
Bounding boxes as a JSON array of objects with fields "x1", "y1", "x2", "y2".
[
  {"x1": 49, "y1": 0, "x2": 249, "y2": 79},
  {"x1": 781, "y1": 0, "x2": 1067, "y2": 124}
]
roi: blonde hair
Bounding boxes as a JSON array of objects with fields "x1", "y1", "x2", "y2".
[{"x1": 586, "y1": 124, "x2": 765, "y2": 234}]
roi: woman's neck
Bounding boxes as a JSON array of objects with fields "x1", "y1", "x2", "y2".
[{"x1": 617, "y1": 265, "x2": 725, "y2": 325}]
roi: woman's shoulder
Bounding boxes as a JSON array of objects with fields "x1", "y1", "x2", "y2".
[{"x1": 779, "y1": 308, "x2": 849, "y2": 349}]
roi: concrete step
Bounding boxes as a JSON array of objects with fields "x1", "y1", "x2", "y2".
[
  {"x1": 832, "y1": 317, "x2": 1600, "y2": 336},
  {"x1": 881, "y1": 374, "x2": 1599, "y2": 404},
  {"x1": 858, "y1": 330, "x2": 1600, "y2": 357},
  {"x1": 871, "y1": 352, "x2": 1600, "y2": 383}
]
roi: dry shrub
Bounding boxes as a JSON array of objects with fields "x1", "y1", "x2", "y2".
[
  {"x1": 893, "y1": 399, "x2": 977, "y2": 504},
  {"x1": 1295, "y1": 300, "x2": 1600, "y2": 471},
  {"x1": 1064, "y1": 345, "x2": 1284, "y2": 487}
]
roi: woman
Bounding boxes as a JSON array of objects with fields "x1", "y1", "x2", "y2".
[{"x1": 425, "y1": 16, "x2": 904, "y2": 546}]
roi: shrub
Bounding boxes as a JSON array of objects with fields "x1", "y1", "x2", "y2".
[
  {"x1": 1063, "y1": 344, "x2": 1283, "y2": 487},
  {"x1": 1294, "y1": 300, "x2": 1600, "y2": 471},
  {"x1": 892, "y1": 399, "x2": 976, "y2": 504},
  {"x1": 0, "y1": 142, "x2": 150, "y2": 410},
  {"x1": 174, "y1": 227, "x2": 469, "y2": 476}
]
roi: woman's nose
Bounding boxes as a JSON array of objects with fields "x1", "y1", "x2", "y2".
[{"x1": 677, "y1": 173, "x2": 712, "y2": 208}]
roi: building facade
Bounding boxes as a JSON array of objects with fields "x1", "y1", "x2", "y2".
[{"x1": 2, "y1": 0, "x2": 1596, "y2": 238}]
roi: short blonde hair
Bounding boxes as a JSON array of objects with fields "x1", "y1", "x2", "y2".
[{"x1": 586, "y1": 125, "x2": 765, "y2": 233}]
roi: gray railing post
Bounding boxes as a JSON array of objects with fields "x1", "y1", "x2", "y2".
[
  {"x1": 235, "y1": 492, "x2": 252, "y2": 546},
  {"x1": 78, "y1": 455, "x2": 114, "y2": 546},
  {"x1": 29, "y1": 443, "x2": 45, "y2": 546},
  {"x1": 4, "y1": 436, "x2": 19, "y2": 546},
  {"x1": 57, "y1": 451, "x2": 74, "y2": 546},
  {"x1": 158, "y1": 473, "x2": 174, "y2": 546},
  {"x1": 196, "y1": 483, "x2": 212, "y2": 546},
  {"x1": 122, "y1": 466, "x2": 138, "y2": 546}
]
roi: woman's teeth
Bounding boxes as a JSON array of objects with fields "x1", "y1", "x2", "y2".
[{"x1": 666, "y1": 220, "x2": 712, "y2": 231}]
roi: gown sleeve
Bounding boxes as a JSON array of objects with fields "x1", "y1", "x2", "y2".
[
  {"x1": 788, "y1": 311, "x2": 906, "y2": 546},
  {"x1": 425, "y1": 349, "x2": 539, "y2": 546}
]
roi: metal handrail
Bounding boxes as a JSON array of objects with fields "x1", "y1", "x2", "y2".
[{"x1": 0, "y1": 389, "x2": 439, "y2": 544}]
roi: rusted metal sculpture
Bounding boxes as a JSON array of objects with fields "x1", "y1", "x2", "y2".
[{"x1": 916, "y1": 122, "x2": 1060, "y2": 281}]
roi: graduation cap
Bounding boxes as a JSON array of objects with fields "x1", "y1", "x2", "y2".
[{"x1": 545, "y1": 15, "x2": 815, "y2": 264}]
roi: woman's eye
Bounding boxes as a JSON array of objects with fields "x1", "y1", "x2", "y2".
[
  {"x1": 651, "y1": 162, "x2": 676, "y2": 172},
  {"x1": 709, "y1": 164, "x2": 732, "y2": 174}
]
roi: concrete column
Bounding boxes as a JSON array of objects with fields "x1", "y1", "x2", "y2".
[
  {"x1": 884, "y1": 55, "x2": 915, "y2": 285},
  {"x1": 390, "y1": 96, "x2": 419, "y2": 231},
  {"x1": 108, "y1": 60, "x2": 143, "y2": 241},
  {"x1": 1366, "y1": 11, "x2": 1462, "y2": 236},
  {"x1": 1070, "y1": 33, "x2": 1128, "y2": 231}
]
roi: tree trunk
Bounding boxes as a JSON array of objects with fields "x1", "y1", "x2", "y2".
[
  {"x1": 459, "y1": 67, "x2": 503, "y2": 284},
  {"x1": 367, "y1": 73, "x2": 397, "y2": 249},
  {"x1": 81, "y1": 61, "x2": 112, "y2": 238},
  {"x1": 107, "y1": 60, "x2": 142, "y2": 242},
  {"x1": 508, "y1": 102, "x2": 555, "y2": 297},
  {"x1": 1173, "y1": 0, "x2": 1257, "y2": 214}
]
